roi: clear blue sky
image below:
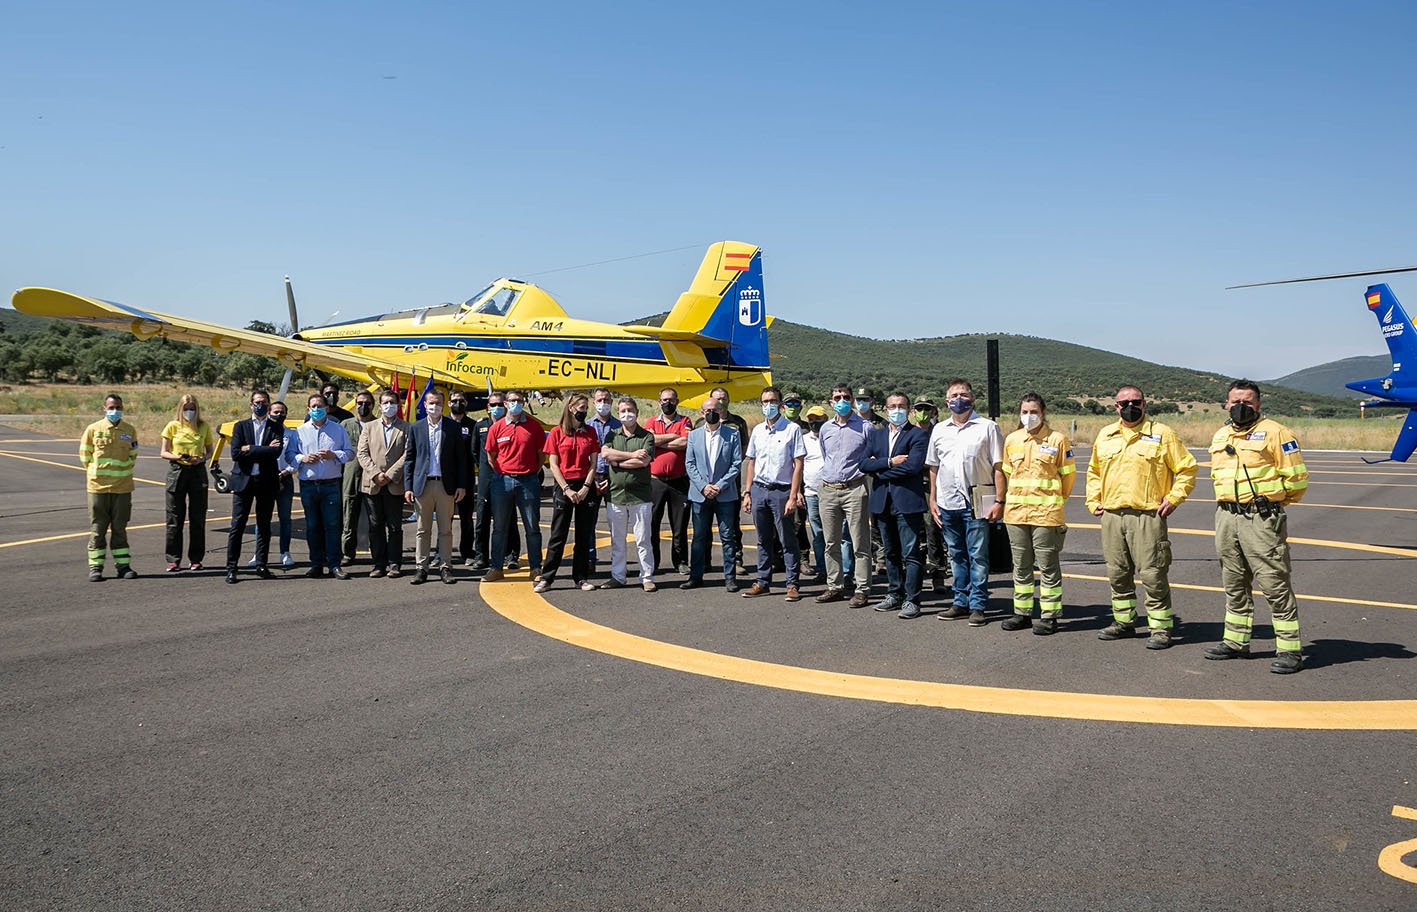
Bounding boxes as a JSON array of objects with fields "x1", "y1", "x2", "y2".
[{"x1": 4, "y1": 1, "x2": 1415, "y2": 380}]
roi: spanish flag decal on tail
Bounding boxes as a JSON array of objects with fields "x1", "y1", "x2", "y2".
[
  {"x1": 1369, "y1": 291, "x2": 1383, "y2": 309},
  {"x1": 723, "y1": 252, "x2": 752, "y2": 273}
]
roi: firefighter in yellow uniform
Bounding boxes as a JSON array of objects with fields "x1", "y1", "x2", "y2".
[
  {"x1": 1000, "y1": 393, "x2": 1075, "y2": 636},
  {"x1": 81, "y1": 393, "x2": 140, "y2": 582},
  {"x1": 1204, "y1": 380, "x2": 1309, "y2": 673},
  {"x1": 1085, "y1": 385, "x2": 1198, "y2": 649}
]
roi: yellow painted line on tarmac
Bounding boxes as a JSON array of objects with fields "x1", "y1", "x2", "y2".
[
  {"x1": 0, "y1": 450, "x2": 165, "y2": 486},
  {"x1": 479, "y1": 578, "x2": 1417, "y2": 730},
  {"x1": 1069, "y1": 522, "x2": 1417, "y2": 559},
  {"x1": 0, "y1": 438, "x2": 83, "y2": 444},
  {"x1": 1059, "y1": 572, "x2": 1417, "y2": 612},
  {"x1": 1380, "y1": 805, "x2": 1417, "y2": 885}
]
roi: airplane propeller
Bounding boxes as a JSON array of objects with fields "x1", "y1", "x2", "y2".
[
  {"x1": 1227, "y1": 266, "x2": 1417, "y2": 289},
  {"x1": 276, "y1": 276, "x2": 300, "y2": 404}
]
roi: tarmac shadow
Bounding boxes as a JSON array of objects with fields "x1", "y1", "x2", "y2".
[{"x1": 1304, "y1": 638, "x2": 1416, "y2": 669}]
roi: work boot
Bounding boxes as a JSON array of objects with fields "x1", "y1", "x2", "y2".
[
  {"x1": 1098, "y1": 622, "x2": 1137, "y2": 640},
  {"x1": 1001, "y1": 614, "x2": 1032, "y2": 631},
  {"x1": 1204, "y1": 643, "x2": 1250, "y2": 660},
  {"x1": 931, "y1": 572, "x2": 948, "y2": 592},
  {"x1": 1271, "y1": 652, "x2": 1304, "y2": 674},
  {"x1": 1033, "y1": 618, "x2": 1058, "y2": 636},
  {"x1": 116, "y1": 565, "x2": 137, "y2": 580},
  {"x1": 1146, "y1": 629, "x2": 1172, "y2": 650},
  {"x1": 88, "y1": 566, "x2": 103, "y2": 583}
]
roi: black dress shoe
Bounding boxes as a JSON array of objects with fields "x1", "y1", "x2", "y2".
[
  {"x1": 304, "y1": 567, "x2": 325, "y2": 579},
  {"x1": 255, "y1": 567, "x2": 274, "y2": 580},
  {"x1": 225, "y1": 570, "x2": 238, "y2": 584},
  {"x1": 441, "y1": 567, "x2": 455, "y2": 584},
  {"x1": 680, "y1": 578, "x2": 702, "y2": 590},
  {"x1": 411, "y1": 569, "x2": 428, "y2": 585},
  {"x1": 725, "y1": 579, "x2": 741, "y2": 593},
  {"x1": 332, "y1": 567, "x2": 350, "y2": 580}
]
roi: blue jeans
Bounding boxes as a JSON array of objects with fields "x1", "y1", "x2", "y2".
[
  {"x1": 751, "y1": 484, "x2": 799, "y2": 587},
  {"x1": 938, "y1": 507, "x2": 991, "y2": 612},
  {"x1": 299, "y1": 480, "x2": 341, "y2": 569},
  {"x1": 491, "y1": 473, "x2": 543, "y2": 572},
  {"x1": 690, "y1": 498, "x2": 738, "y2": 581},
  {"x1": 804, "y1": 494, "x2": 827, "y2": 575},
  {"x1": 276, "y1": 474, "x2": 294, "y2": 553},
  {"x1": 878, "y1": 510, "x2": 925, "y2": 603}
]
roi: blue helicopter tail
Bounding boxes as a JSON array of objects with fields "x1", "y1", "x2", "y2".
[{"x1": 1347, "y1": 283, "x2": 1417, "y2": 397}]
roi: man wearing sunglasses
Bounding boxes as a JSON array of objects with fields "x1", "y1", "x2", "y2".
[{"x1": 1085, "y1": 385, "x2": 1198, "y2": 649}]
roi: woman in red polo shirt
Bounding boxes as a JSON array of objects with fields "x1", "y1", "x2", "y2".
[{"x1": 536, "y1": 393, "x2": 602, "y2": 592}]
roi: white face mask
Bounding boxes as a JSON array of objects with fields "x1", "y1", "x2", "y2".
[
  {"x1": 183, "y1": 410, "x2": 196, "y2": 422},
  {"x1": 595, "y1": 400, "x2": 612, "y2": 416},
  {"x1": 381, "y1": 402, "x2": 398, "y2": 418},
  {"x1": 618, "y1": 411, "x2": 636, "y2": 424},
  {"x1": 1020, "y1": 412, "x2": 1042, "y2": 431},
  {"x1": 426, "y1": 404, "x2": 442, "y2": 419}
]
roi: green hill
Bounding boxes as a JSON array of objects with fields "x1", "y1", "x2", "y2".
[
  {"x1": 629, "y1": 314, "x2": 1357, "y2": 417},
  {"x1": 1265, "y1": 355, "x2": 1390, "y2": 400}
]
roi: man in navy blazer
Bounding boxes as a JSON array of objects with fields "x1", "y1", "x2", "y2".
[
  {"x1": 403, "y1": 389, "x2": 470, "y2": 585},
  {"x1": 859, "y1": 392, "x2": 930, "y2": 617},
  {"x1": 682, "y1": 398, "x2": 743, "y2": 591},
  {"x1": 224, "y1": 388, "x2": 286, "y2": 582}
]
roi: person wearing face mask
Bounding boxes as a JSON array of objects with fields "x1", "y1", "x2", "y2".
[
  {"x1": 780, "y1": 392, "x2": 814, "y2": 576},
  {"x1": 644, "y1": 387, "x2": 693, "y2": 576},
  {"x1": 584, "y1": 387, "x2": 622, "y2": 572},
  {"x1": 404, "y1": 389, "x2": 470, "y2": 585},
  {"x1": 800, "y1": 405, "x2": 830, "y2": 584},
  {"x1": 224, "y1": 389, "x2": 286, "y2": 583},
  {"x1": 268, "y1": 402, "x2": 298, "y2": 568},
  {"x1": 356, "y1": 390, "x2": 410, "y2": 578},
  {"x1": 321, "y1": 381, "x2": 354, "y2": 423},
  {"x1": 537, "y1": 394, "x2": 601, "y2": 592},
  {"x1": 703, "y1": 387, "x2": 750, "y2": 574},
  {"x1": 683, "y1": 396, "x2": 743, "y2": 591},
  {"x1": 471, "y1": 393, "x2": 520, "y2": 571},
  {"x1": 338, "y1": 390, "x2": 376, "y2": 566},
  {"x1": 741, "y1": 386, "x2": 807, "y2": 601},
  {"x1": 159, "y1": 394, "x2": 215, "y2": 572},
  {"x1": 1204, "y1": 380, "x2": 1309, "y2": 673},
  {"x1": 859, "y1": 392, "x2": 930, "y2": 618},
  {"x1": 447, "y1": 392, "x2": 480, "y2": 566},
  {"x1": 816, "y1": 383, "x2": 874, "y2": 606},
  {"x1": 81, "y1": 394, "x2": 140, "y2": 582},
  {"x1": 286, "y1": 392, "x2": 356, "y2": 579},
  {"x1": 926, "y1": 378, "x2": 1007, "y2": 627},
  {"x1": 482, "y1": 390, "x2": 545, "y2": 583},
  {"x1": 1000, "y1": 394, "x2": 1075, "y2": 635},
  {"x1": 599, "y1": 397, "x2": 658, "y2": 591},
  {"x1": 1085, "y1": 384, "x2": 1198, "y2": 649},
  {"x1": 855, "y1": 387, "x2": 889, "y2": 577},
  {"x1": 911, "y1": 397, "x2": 949, "y2": 592}
]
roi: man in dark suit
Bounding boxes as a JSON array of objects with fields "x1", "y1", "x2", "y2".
[
  {"x1": 859, "y1": 392, "x2": 930, "y2": 618},
  {"x1": 682, "y1": 397, "x2": 743, "y2": 591},
  {"x1": 404, "y1": 389, "x2": 470, "y2": 585},
  {"x1": 224, "y1": 389, "x2": 285, "y2": 583},
  {"x1": 448, "y1": 391, "x2": 480, "y2": 565}
]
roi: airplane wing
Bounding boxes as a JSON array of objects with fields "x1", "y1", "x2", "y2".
[{"x1": 11, "y1": 287, "x2": 461, "y2": 387}]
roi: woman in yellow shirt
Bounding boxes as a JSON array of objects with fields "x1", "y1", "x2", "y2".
[
  {"x1": 1000, "y1": 394, "x2": 1076, "y2": 635},
  {"x1": 160, "y1": 394, "x2": 215, "y2": 571}
]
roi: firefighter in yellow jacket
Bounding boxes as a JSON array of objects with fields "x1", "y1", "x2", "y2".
[
  {"x1": 1085, "y1": 385, "x2": 1198, "y2": 649},
  {"x1": 1204, "y1": 380, "x2": 1309, "y2": 673},
  {"x1": 81, "y1": 393, "x2": 139, "y2": 582},
  {"x1": 1000, "y1": 393, "x2": 1075, "y2": 636}
]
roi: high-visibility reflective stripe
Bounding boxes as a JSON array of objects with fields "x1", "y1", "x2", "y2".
[
  {"x1": 87, "y1": 468, "x2": 135, "y2": 477},
  {"x1": 1111, "y1": 598, "x2": 1137, "y2": 609},
  {"x1": 1273, "y1": 617, "x2": 1301, "y2": 632},
  {"x1": 1009, "y1": 478, "x2": 1062, "y2": 490},
  {"x1": 1005, "y1": 494, "x2": 1067, "y2": 506},
  {"x1": 1275, "y1": 465, "x2": 1307, "y2": 476},
  {"x1": 1224, "y1": 630, "x2": 1253, "y2": 644},
  {"x1": 1001, "y1": 464, "x2": 1013, "y2": 474},
  {"x1": 1149, "y1": 618, "x2": 1174, "y2": 629},
  {"x1": 1149, "y1": 607, "x2": 1173, "y2": 620},
  {"x1": 87, "y1": 549, "x2": 105, "y2": 559},
  {"x1": 1276, "y1": 639, "x2": 1303, "y2": 651},
  {"x1": 1013, "y1": 599, "x2": 1033, "y2": 610},
  {"x1": 1113, "y1": 610, "x2": 1137, "y2": 623},
  {"x1": 112, "y1": 549, "x2": 130, "y2": 558},
  {"x1": 1040, "y1": 585, "x2": 1062, "y2": 598},
  {"x1": 1057, "y1": 464, "x2": 1075, "y2": 475},
  {"x1": 1040, "y1": 608, "x2": 1062, "y2": 618},
  {"x1": 1225, "y1": 611, "x2": 1253, "y2": 628},
  {"x1": 1013, "y1": 585, "x2": 1034, "y2": 595}
]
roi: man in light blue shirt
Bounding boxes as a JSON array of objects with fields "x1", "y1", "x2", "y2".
[
  {"x1": 283, "y1": 392, "x2": 354, "y2": 578},
  {"x1": 740, "y1": 385, "x2": 806, "y2": 601},
  {"x1": 816, "y1": 382, "x2": 875, "y2": 606}
]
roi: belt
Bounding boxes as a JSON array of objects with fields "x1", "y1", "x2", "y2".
[
  {"x1": 427, "y1": 475, "x2": 441, "y2": 480},
  {"x1": 303, "y1": 478, "x2": 338, "y2": 485},
  {"x1": 652, "y1": 474, "x2": 685, "y2": 481},
  {"x1": 1217, "y1": 500, "x2": 1282, "y2": 515},
  {"x1": 820, "y1": 476, "x2": 866, "y2": 489},
  {"x1": 754, "y1": 481, "x2": 790, "y2": 492}
]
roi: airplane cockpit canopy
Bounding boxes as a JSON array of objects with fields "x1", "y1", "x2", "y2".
[{"x1": 462, "y1": 283, "x2": 520, "y2": 317}]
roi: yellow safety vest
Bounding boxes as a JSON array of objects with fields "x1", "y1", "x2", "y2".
[
  {"x1": 1001, "y1": 424, "x2": 1075, "y2": 526},
  {"x1": 1085, "y1": 419, "x2": 1197, "y2": 513},
  {"x1": 80, "y1": 418, "x2": 139, "y2": 494},
  {"x1": 1209, "y1": 417, "x2": 1308, "y2": 506}
]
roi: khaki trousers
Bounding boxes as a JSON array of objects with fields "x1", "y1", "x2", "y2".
[
  {"x1": 415, "y1": 485, "x2": 456, "y2": 569},
  {"x1": 1099, "y1": 509, "x2": 1173, "y2": 629},
  {"x1": 1214, "y1": 506, "x2": 1301, "y2": 652},
  {"x1": 88, "y1": 492, "x2": 132, "y2": 568},
  {"x1": 818, "y1": 480, "x2": 872, "y2": 592},
  {"x1": 1006, "y1": 523, "x2": 1066, "y2": 618}
]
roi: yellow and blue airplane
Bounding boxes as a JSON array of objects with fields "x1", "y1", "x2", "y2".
[{"x1": 10, "y1": 240, "x2": 774, "y2": 406}]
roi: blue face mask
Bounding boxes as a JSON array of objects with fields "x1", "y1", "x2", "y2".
[
  {"x1": 887, "y1": 408, "x2": 908, "y2": 426},
  {"x1": 507, "y1": 401, "x2": 524, "y2": 416},
  {"x1": 252, "y1": 402, "x2": 269, "y2": 418},
  {"x1": 948, "y1": 397, "x2": 973, "y2": 415},
  {"x1": 855, "y1": 400, "x2": 870, "y2": 415},
  {"x1": 832, "y1": 400, "x2": 852, "y2": 417},
  {"x1": 489, "y1": 405, "x2": 506, "y2": 419},
  {"x1": 762, "y1": 403, "x2": 779, "y2": 420},
  {"x1": 309, "y1": 407, "x2": 327, "y2": 422},
  {"x1": 106, "y1": 409, "x2": 122, "y2": 423}
]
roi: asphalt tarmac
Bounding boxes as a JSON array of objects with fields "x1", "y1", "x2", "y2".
[{"x1": 2, "y1": 422, "x2": 1414, "y2": 911}]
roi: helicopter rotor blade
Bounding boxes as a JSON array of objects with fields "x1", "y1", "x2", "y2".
[
  {"x1": 284, "y1": 275, "x2": 300, "y2": 334},
  {"x1": 1227, "y1": 266, "x2": 1417, "y2": 289}
]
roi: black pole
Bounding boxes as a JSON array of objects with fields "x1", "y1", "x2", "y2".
[{"x1": 986, "y1": 338, "x2": 1000, "y2": 420}]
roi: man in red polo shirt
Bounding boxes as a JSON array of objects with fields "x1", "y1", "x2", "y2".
[
  {"x1": 644, "y1": 386, "x2": 693, "y2": 576},
  {"x1": 483, "y1": 389, "x2": 546, "y2": 582}
]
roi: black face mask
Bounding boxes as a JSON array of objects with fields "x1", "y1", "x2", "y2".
[
  {"x1": 356, "y1": 403, "x2": 373, "y2": 418},
  {"x1": 1229, "y1": 402, "x2": 1259, "y2": 428},
  {"x1": 573, "y1": 410, "x2": 588, "y2": 423},
  {"x1": 1119, "y1": 403, "x2": 1144, "y2": 423},
  {"x1": 270, "y1": 414, "x2": 286, "y2": 426},
  {"x1": 661, "y1": 402, "x2": 677, "y2": 416},
  {"x1": 808, "y1": 421, "x2": 824, "y2": 434},
  {"x1": 323, "y1": 393, "x2": 338, "y2": 406},
  {"x1": 703, "y1": 410, "x2": 721, "y2": 426},
  {"x1": 450, "y1": 401, "x2": 466, "y2": 415},
  {"x1": 252, "y1": 402, "x2": 269, "y2": 418}
]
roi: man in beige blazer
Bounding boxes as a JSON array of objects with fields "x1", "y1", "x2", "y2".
[{"x1": 358, "y1": 390, "x2": 410, "y2": 577}]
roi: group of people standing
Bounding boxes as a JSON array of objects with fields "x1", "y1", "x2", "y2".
[{"x1": 81, "y1": 374, "x2": 1311, "y2": 673}]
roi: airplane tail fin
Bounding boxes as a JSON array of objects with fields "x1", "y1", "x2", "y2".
[
  {"x1": 661, "y1": 242, "x2": 769, "y2": 372},
  {"x1": 1347, "y1": 283, "x2": 1417, "y2": 397}
]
